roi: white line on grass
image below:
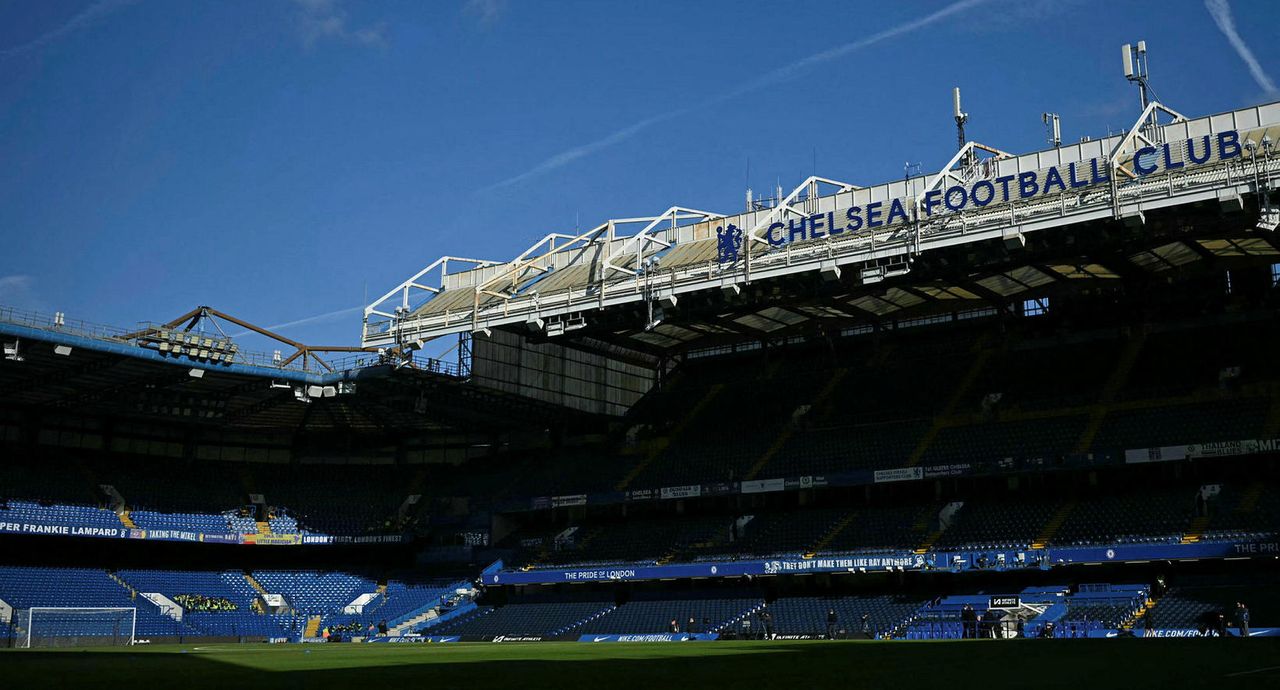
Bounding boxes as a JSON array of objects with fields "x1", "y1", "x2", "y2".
[{"x1": 1225, "y1": 665, "x2": 1280, "y2": 677}]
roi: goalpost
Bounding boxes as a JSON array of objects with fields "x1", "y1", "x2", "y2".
[{"x1": 17, "y1": 607, "x2": 136, "y2": 648}]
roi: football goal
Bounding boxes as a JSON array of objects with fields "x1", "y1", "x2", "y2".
[{"x1": 16, "y1": 607, "x2": 136, "y2": 648}]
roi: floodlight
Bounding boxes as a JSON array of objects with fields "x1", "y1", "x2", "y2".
[
  {"x1": 53, "y1": 345, "x2": 72, "y2": 356},
  {"x1": 188, "y1": 368, "x2": 205, "y2": 379}
]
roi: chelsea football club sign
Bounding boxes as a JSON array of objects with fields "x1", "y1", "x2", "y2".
[{"x1": 714, "y1": 130, "x2": 1245, "y2": 263}]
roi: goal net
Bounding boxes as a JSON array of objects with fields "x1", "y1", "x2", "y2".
[{"x1": 16, "y1": 607, "x2": 136, "y2": 648}]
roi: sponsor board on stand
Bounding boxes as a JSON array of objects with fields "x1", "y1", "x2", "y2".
[{"x1": 579, "y1": 633, "x2": 718, "y2": 642}]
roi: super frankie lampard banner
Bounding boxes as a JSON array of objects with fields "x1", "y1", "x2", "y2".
[{"x1": 0, "y1": 516, "x2": 408, "y2": 546}]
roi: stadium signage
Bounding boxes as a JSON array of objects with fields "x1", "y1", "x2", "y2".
[
  {"x1": 659, "y1": 484, "x2": 701, "y2": 500},
  {"x1": 1141, "y1": 628, "x2": 1276, "y2": 638},
  {"x1": 0, "y1": 522, "x2": 124, "y2": 538},
  {"x1": 741, "y1": 130, "x2": 1244, "y2": 250},
  {"x1": 873, "y1": 467, "x2": 924, "y2": 483},
  {"x1": 0, "y1": 517, "x2": 410, "y2": 546},
  {"x1": 493, "y1": 537, "x2": 1280, "y2": 586},
  {"x1": 580, "y1": 633, "x2": 718, "y2": 642}
]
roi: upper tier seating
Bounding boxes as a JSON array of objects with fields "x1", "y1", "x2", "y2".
[
  {"x1": 1052, "y1": 489, "x2": 1195, "y2": 546},
  {"x1": 934, "y1": 498, "x2": 1059, "y2": 550},
  {"x1": 0, "y1": 500, "x2": 122, "y2": 531}
]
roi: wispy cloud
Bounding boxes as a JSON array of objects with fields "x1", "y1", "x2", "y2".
[
  {"x1": 479, "y1": 110, "x2": 693, "y2": 194},
  {"x1": 0, "y1": 275, "x2": 33, "y2": 294},
  {"x1": 0, "y1": 274, "x2": 40, "y2": 310},
  {"x1": 0, "y1": 0, "x2": 138, "y2": 58},
  {"x1": 291, "y1": 0, "x2": 388, "y2": 49},
  {"x1": 463, "y1": 0, "x2": 507, "y2": 27},
  {"x1": 1205, "y1": 0, "x2": 1278, "y2": 96},
  {"x1": 479, "y1": 0, "x2": 994, "y2": 193},
  {"x1": 227, "y1": 305, "x2": 363, "y2": 338}
]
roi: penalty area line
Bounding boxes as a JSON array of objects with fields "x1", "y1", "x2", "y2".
[{"x1": 1225, "y1": 665, "x2": 1280, "y2": 678}]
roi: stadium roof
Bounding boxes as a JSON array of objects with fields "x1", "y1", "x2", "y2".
[{"x1": 363, "y1": 99, "x2": 1280, "y2": 363}]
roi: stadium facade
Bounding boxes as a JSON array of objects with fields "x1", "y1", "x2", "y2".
[{"x1": 2, "y1": 57, "x2": 1280, "y2": 645}]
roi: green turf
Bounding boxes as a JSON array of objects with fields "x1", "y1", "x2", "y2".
[{"x1": 2, "y1": 639, "x2": 1278, "y2": 689}]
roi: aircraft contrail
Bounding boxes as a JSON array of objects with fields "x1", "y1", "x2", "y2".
[
  {"x1": 228, "y1": 306, "x2": 363, "y2": 338},
  {"x1": 1205, "y1": 0, "x2": 1278, "y2": 96},
  {"x1": 0, "y1": 0, "x2": 139, "y2": 58},
  {"x1": 479, "y1": 0, "x2": 994, "y2": 193}
]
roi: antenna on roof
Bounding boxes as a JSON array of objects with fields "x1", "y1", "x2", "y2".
[
  {"x1": 953, "y1": 87, "x2": 968, "y2": 152},
  {"x1": 1122, "y1": 41, "x2": 1151, "y2": 110},
  {"x1": 1043, "y1": 112, "x2": 1061, "y2": 148}
]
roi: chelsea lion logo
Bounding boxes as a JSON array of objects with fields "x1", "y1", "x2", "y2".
[{"x1": 716, "y1": 224, "x2": 743, "y2": 264}]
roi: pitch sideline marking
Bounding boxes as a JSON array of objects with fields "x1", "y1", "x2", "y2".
[{"x1": 1225, "y1": 665, "x2": 1280, "y2": 678}]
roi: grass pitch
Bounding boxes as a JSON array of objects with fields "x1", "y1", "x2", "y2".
[{"x1": 3, "y1": 639, "x2": 1278, "y2": 689}]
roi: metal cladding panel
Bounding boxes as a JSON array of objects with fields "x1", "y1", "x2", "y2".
[
  {"x1": 416, "y1": 287, "x2": 476, "y2": 317},
  {"x1": 660, "y1": 239, "x2": 718, "y2": 270},
  {"x1": 531, "y1": 264, "x2": 594, "y2": 295}
]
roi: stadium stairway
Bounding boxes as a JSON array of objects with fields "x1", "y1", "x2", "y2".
[
  {"x1": 1121, "y1": 595, "x2": 1158, "y2": 631},
  {"x1": 742, "y1": 368, "x2": 850, "y2": 482},
  {"x1": 1031, "y1": 500, "x2": 1076, "y2": 549},
  {"x1": 117, "y1": 510, "x2": 138, "y2": 529},
  {"x1": 906, "y1": 346, "x2": 995, "y2": 468},
  {"x1": 255, "y1": 521, "x2": 271, "y2": 535},
  {"x1": 304, "y1": 615, "x2": 321, "y2": 638},
  {"x1": 1074, "y1": 333, "x2": 1146, "y2": 453},
  {"x1": 244, "y1": 573, "x2": 269, "y2": 597},
  {"x1": 911, "y1": 509, "x2": 942, "y2": 555},
  {"x1": 107, "y1": 571, "x2": 136, "y2": 598},
  {"x1": 807, "y1": 512, "x2": 857, "y2": 556},
  {"x1": 1180, "y1": 515, "x2": 1212, "y2": 544},
  {"x1": 615, "y1": 383, "x2": 724, "y2": 491}
]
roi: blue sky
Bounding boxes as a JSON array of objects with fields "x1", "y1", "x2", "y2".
[{"x1": 1, "y1": 0, "x2": 1277, "y2": 355}]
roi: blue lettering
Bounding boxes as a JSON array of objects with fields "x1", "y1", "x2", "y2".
[
  {"x1": 1018, "y1": 171, "x2": 1039, "y2": 198},
  {"x1": 971, "y1": 180, "x2": 995, "y2": 207},
  {"x1": 809, "y1": 213, "x2": 826, "y2": 239},
  {"x1": 845, "y1": 207, "x2": 863, "y2": 232},
  {"x1": 1134, "y1": 146, "x2": 1158, "y2": 175},
  {"x1": 1067, "y1": 162, "x2": 1088, "y2": 188},
  {"x1": 923, "y1": 190, "x2": 942, "y2": 217},
  {"x1": 866, "y1": 201, "x2": 884, "y2": 228},
  {"x1": 944, "y1": 185, "x2": 967, "y2": 212},
  {"x1": 1042, "y1": 166, "x2": 1067, "y2": 194},
  {"x1": 1162, "y1": 143, "x2": 1184, "y2": 170},
  {"x1": 886, "y1": 198, "x2": 909, "y2": 225},
  {"x1": 1187, "y1": 135, "x2": 1211, "y2": 164},
  {"x1": 826, "y1": 211, "x2": 842, "y2": 235},
  {"x1": 995, "y1": 175, "x2": 1015, "y2": 202},
  {"x1": 787, "y1": 218, "x2": 807, "y2": 243},
  {"x1": 1090, "y1": 158, "x2": 1111, "y2": 184},
  {"x1": 766, "y1": 222, "x2": 786, "y2": 246},
  {"x1": 1217, "y1": 130, "x2": 1241, "y2": 160}
]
